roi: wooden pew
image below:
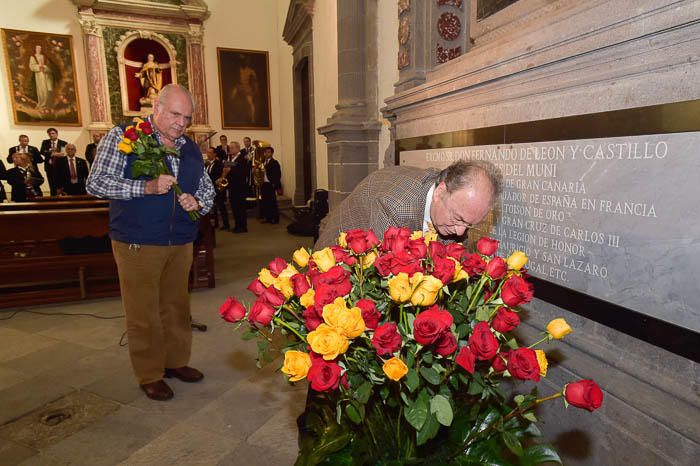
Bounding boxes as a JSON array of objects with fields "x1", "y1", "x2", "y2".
[{"x1": 0, "y1": 202, "x2": 215, "y2": 309}]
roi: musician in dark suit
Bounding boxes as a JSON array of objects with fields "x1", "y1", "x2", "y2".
[
  {"x1": 260, "y1": 146, "x2": 281, "y2": 224},
  {"x1": 315, "y1": 161, "x2": 501, "y2": 249},
  {"x1": 205, "y1": 147, "x2": 229, "y2": 230},
  {"x1": 39, "y1": 127, "x2": 68, "y2": 196},
  {"x1": 240, "y1": 136, "x2": 252, "y2": 159},
  {"x1": 6, "y1": 152, "x2": 44, "y2": 202},
  {"x1": 0, "y1": 160, "x2": 7, "y2": 202},
  {"x1": 214, "y1": 134, "x2": 228, "y2": 162},
  {"x1": 6, "y1": 134, "x2": 42, "y2": 167},
  {"x1": 223, "y1": 141, "x2": 250, "y2": 233},
  {"x1": 85, "y1": 132, "x2": 103, "y2": 168},
  {"x1": 55, "y1": 144, "x2": 89, "y2": 195}
]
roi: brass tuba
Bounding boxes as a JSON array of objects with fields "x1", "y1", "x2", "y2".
[{"x1": 215, "y1": 177, "x2": 229, "y2": 192}]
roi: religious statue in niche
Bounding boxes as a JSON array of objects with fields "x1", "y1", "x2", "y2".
[
  {"x1": 134, "y1": 53, "x2": 163, "y2": 109},
  {"x1": 1, "y1": 28, "x2": 81, "y2": 125}
]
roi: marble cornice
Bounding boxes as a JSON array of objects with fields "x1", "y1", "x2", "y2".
[{"x1": 72, "y1": 0, "x2": 209, "y2": 21}]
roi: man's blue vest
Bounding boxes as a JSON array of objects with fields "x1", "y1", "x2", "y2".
[{"x1": 109, "y1": 129, "x2": 203, "y2": 246}]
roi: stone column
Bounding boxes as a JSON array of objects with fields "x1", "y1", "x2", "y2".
[
  {"x1": 78, "y1": 9, "x2": 112, "y2": 132},
  {"x1": 318, "y1": 0, "x2": 382, "y2": 208},
  {"x1": 186, "y1": 22, "x2": 213, "y2": 151}
]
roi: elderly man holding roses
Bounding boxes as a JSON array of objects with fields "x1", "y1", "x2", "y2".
[{"x1": 87, "y1": 84, "x2": 215, "y2": 401}]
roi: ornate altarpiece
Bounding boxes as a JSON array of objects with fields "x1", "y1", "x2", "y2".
[{"x1": 72, "y1": 0, "x2": 213, "y2": 147}]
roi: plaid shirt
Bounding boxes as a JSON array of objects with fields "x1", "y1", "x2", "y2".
[
  {"x1": 315, "y1": 166, "x2": 440, "y2": 249},
  {"x1": 86, "y1": 122, "x2": 215, "y2": 215}
]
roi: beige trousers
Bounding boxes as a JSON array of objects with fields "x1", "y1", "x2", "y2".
[{"x1": 112, "y1": 240, "x2": 193, "y2": 384}]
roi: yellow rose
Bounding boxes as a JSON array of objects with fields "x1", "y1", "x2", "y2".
[
  {"x1": 117, "y1": 141, "x2": 133, "y2": 154},
  {"x1": 410, "y1": 230, "x2": 423, "y2": 240},
  {"x1": 388, "y1": 273, "x2": 413, "y2": 303},
  {"x1": 132, "y1": 117, "x2": 144, "y2": 125},
  {"x1": 274, "y1": 276, "x2": 295, "y2": 299},
  {"x1": 258, "y1": 268, "x2": 276, "y2": 287},
  {"x1": 383, "y1": 357, "x2": 408, "y2": 381},
  {"x1": 322, "y1": 297, "x2": 365, "y2": 338},
  {"x1": 281, "y1": 350, "x2": 311, "y2": 382},
  {"x1": 278, "y1": 264, "x2": 299, "y2": 281},
  {"x1": 448, "y1": 257, "x2": 468, "y2": 282},
  {"x1": 546, "y1": 318, "x2": 572, "y2": 340},
  {"x1": 507, "y1": 251, "x2": 529, "y2": 271},
  {"x1": 312, "y1": 247, "x2": 336, "y2": 272},
  {"x1": 307, "y1": 324, "x2": 349, "y2": 360},
  {"x1": 293, "y1": 247, "x2": 311, "y2": 267},
  {"x1": 362, "y1": 251, "x2": 377, "y2": 269},
  {"x1": 338, "y1": 232, "x2": 347, "y2": 248},
  {"x1": 410, "y1": 274, "x2": 443, "y2": 306},
  {"x1": 423, "y1": 231, "x2": 438, "y2": 245},
  {"x1": 300, "y1": 289, "x2": 315, "y2": 308},
  {"x1": 535, "y1": 350, "x2": 548, "y2": 377}
]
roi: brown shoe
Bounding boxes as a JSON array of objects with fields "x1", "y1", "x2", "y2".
[
  {"x1": 164, "y1": 366, "x2": 204, "y2": 383},
  {"x1": 140, "y1": 380, "x2": 174, "y2": 401}
]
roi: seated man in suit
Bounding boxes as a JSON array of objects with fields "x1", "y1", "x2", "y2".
[
  {"x1": 7, "y1": 134, "x2": 42, "y2": 167},
  {"x1": 315, "y1": 160, "x2": 501, "y2": 249},
  {"x1": 55, "y1": 143, "x2": 89, "y2": 195},
  {"x1": 6, "y1": 152, "x2": 44, "y2": 202},
  {"x1": 40, "y1": 127, "x2": 68, "y2": 196},
  {"x1": 205, "y1": 147, "x2": 229, "y2": 230}
]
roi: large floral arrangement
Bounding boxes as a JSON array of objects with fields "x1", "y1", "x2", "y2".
[{"x1": 219, "y1": 227, "x2": 603, "y2": 465}]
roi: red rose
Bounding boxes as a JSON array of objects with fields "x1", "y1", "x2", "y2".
[
  {"x1": 455, "y1": 346, "x2": 476, "y2": 374},
  {"x1": 313, "y1": 284, "x2": 340, "y2": 312},
  {"x1": 303, "y1": 306, "x2": 322, "y2": 331},
  {"x1": 139, "y1": 121, "x2": 153, "y2": 135},
  {"x1": 429, "y1": 242, "x2": 447, "y2": 261},
  {"x1": 219, "y1": 297, "x2": 246, "y2": 322},
  {"x1": 311, "y1": 266, "x2": 351, "y2": 296},
  {"x1": 390, "y1": 251, "x2": 423, "y2": 276},
  {"x1": 462, "y1": 254, "x2": 486, "y2": 276},
  {"x1": 431, "y1": 257, "x2": 455, "y2": 285},
  {"x1": 330, "y1": 245, "x2": 357, "y2": 266},
  {"x1": 406, "y1": 238, "x2": 427, "y2": 259},
  {"x1": 413, "y1": 306, "x2": 454, "y2": 345},
  {"x1": 371, "y1": 322, "x2": 402, "y2": 356},
  {"x1": 261, "y1": 286, "x2": 286, "y2": 306},
  {"x1": 477, "y1": 237, "x2": 499, "y2": 256},
  {"x1": 307, "y1": 359, "x2": 342, "y2": 391},
  {"x1": 268, "y1": 257, "x2": 288, "y2": 276},
  {"x1": 491, "y1": 350, "x2": 510, "y2": 373},
  {"x1": 248, "y1": 299, "x2": 275, "y2": 326},
  {"x1": 507, "y1": 347, "x2": 540, "y2": 381},
  {"x1": 382, "y1": 226, "x2": 411, "y2": 253},
  {"x1": 374, "y1": 253, "x2": 393, "y2": 276},
  {"x1": 345, "y1": 228, "x2": 378, "y2": 254},
  {"x1": 468, "y1": 322, "x2": 499, "y2": 360},
  {"x1": 483, "y1": 288, "x2": 494, "y2": 302},
  {"x1": 290, "y1": 273, "x2": 310, "y2": 297},
  {"x1": 355, "y1": 299, "x2": 381, "y2": 330},
  {"x1": 565, "y1": 380, "x2": 604, "y2": 412},
  {"x1": 341, "y1": 372, "x2": 350, "y2": 390},
  {"x1": 123, "y1": 126, "x2": 138, "y2": 141},
  {"x1": 435, "y1": 331, "x2": 458, "y2": 356},
  {"x1": 485, "y1": 257, "x2": 507, "y2": 280},
  {"x1": 247, "y1": 278, "x2": 267, "y2": 297},
  {"x1": 501, "y1": 276, "x2": 535, "y2": 307},
  {"x1": 446, "y1": 243, "x2": 466, "y2": 261},
  {"x1": 491, "y1": 307, "x2": 520, "y2": 333}
]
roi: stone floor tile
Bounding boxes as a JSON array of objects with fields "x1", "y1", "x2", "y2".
[
  {"x1": 37, "y1": 318, "x2": 125, "y2": 351},
  {"x1": 2, "y1": 342, "x2": 95, "y2": 381},
  {"x1": 0, "y1": 328, "x2": 59, "y2": 363},
  {"x1": 0, "y1": 367, "x2": 27, "y2": 392},
  {"x1": 0, "y1": 437, "x2": 37, "y2": 466},
  {"x1": 0, "y1": 377, "x2": 74, "y2": 426}
]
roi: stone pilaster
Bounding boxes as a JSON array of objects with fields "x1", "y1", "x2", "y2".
[
  {"x1": 185, "y1": 22, "x2": 213, "y2": 150},
  {"x1": 318, "y1": 0, "x2": 382, "y2": 208},
  {"x1": 78, "y1": 9, "x2": 112, "y2": 132}
]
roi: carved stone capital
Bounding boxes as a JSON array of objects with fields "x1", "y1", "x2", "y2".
[{"x1": 187, "y1": 23, "x2": 204, "y2": 44}]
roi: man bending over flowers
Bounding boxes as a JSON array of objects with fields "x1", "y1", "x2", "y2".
[{"x1": 87, "y1": 84, "x2": 215, "y2": 401}]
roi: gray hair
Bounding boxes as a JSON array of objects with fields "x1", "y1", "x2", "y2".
[
  {"x1": 436, "y1": 160, "x2": 503, "y2": 199},
  {"x1": 157, "y1": 84, "x2": 195, "y2": 109}
]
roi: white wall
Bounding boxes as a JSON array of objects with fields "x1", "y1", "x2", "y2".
[
  {"x1": 0, "y1": 0, "x2": 91, "y2": 174},
  {"x1": 311, "y1": 0, "x2": 338, "y2": 190}
]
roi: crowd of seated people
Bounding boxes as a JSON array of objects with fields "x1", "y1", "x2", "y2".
[{"x1": 0, "y1": 128, "x2": 101, "y2": 202}]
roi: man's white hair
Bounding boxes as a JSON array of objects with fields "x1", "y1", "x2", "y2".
[{"x1": 157, "y1": 84, "x2": 195, "y2": 109}]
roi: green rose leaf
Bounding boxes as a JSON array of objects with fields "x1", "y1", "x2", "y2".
[
  {"x1": 416, "y1": 411, "x2": 440, "y2": 446},
  {"x1": 519, "y1": 444, "x2": 563, "y2": 465},
  {"x1": 502, "y1": 431, "x2": 523, "y2": 456},
  {"x1": 475, "y1": 306, "x2": 491, "y2": 322},
  {"x1": 430, "y1": 394, "x2": 453, "y2": 427},
  {"x1": 405, "y1": 368, "x2": 420, "y2": 393},
  {"x1": 419, "y1": 367, "x2": 440, "y2": 385},
  {"x1": 404, "y1": 390, "x2": 429, "y2": 430}
]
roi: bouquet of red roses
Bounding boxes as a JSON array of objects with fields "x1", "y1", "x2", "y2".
[
  {"x1": 117, "y1": 117, "x2": 199, "y2": 221},
  {"x1": 219, "y1": 227, "x2": 603, "y2": 465}
]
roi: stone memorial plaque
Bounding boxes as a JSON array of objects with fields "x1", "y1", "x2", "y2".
[{"x1": 400, "y1": 132, "x2": 700, "y2": 333}]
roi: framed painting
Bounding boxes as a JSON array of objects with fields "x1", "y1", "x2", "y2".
[
  {"x1": 217, "y1": 47, "x2": 271, "y2": 130},
  {"x1": 1, "y1": 28, "x2": 82, "y2": 126}
]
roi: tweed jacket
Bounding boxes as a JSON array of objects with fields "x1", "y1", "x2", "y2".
[{"x1": 315, "y1": 166, "x2": 440, "y2": 249}]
